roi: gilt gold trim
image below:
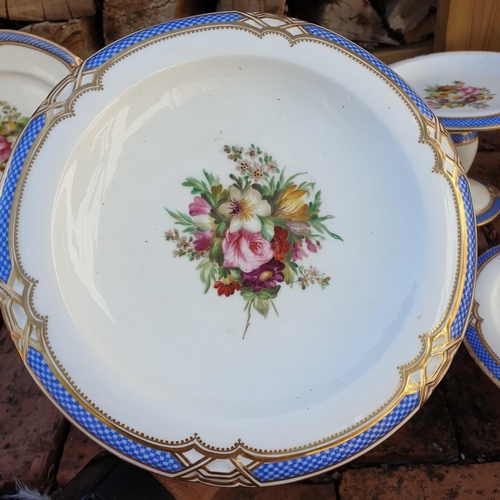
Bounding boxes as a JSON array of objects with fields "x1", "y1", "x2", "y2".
[{"x1": 0, "y1": 13, "x2": 472, "y2": 485}]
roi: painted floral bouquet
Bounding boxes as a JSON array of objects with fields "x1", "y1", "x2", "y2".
[
  {"x1": 0, "y1": 101, "x2": 28, "y2": 173},
  {"x1": 165, "y1": 144, "x2": 342, "y2": 337},
  {"x1": 424, "y1": 81, "x2": 495, "y2": 110}
]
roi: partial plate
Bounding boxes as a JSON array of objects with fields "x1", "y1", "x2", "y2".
[
  {"x1": 471, "y1": 179, "x2": 500, "y2": 227},
  {"x1": 0, "y1": 13, "x2": 475, "y2": 486},
  {"x1": 466, "y1": 245, "x2": 500, "y2": 387},
  {"x1": 391, "y1": 52, "x2": 500, "y2": 131},
  {"x1": 0, "y1": 30, "x2": 80, "y2": 176}
]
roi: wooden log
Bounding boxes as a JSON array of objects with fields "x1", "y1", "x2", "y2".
[
  {"x1": 319, "y1": 0, "x2": 397, "y2": 45},
  {"x1": 216, "y1": 0, "x2": 287, "y2": 15},
  {"x1": 0, "y1": 0, "x2": 96, "y2": 22},
  {"x1": 402, "y1": 11, "x2": 435, "y2": 44},
  {"x1": 103, "y1": 0, "x2": 179, "y2": 45},
  {"x1": 385, "y1": 0, "x2": 432, "y2": 33},
  {"x1": 21, "y1": 17, "x2": 103, "y2": 60}
]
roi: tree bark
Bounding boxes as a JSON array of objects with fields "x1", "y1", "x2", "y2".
[
  {"x1": 319, "y1": 0, "x2": 397, "y2": 45},
  {"x1": 21, "y1": 17, "x2": 103, "y2": 60},
  {"x1": 103, "y1": 0, "x2": 179, "y2": 45},
  {"x1": 0, "y1": 0, "x2": 96, "y2": 22},
  {"x1": 216, "y1": 0, "x2": 287, "y2": 15}
]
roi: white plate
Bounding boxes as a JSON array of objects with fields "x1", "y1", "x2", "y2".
[
  {"x1": 0, "y1": 30, "x2": 80, "y2": 175},
  {"x1": 0, "y1": 13, "x2": 475, "y2": 486},
  {"x1": 466, "y1": 246, "x2": 500, "y2": 386},
  {"x1": 391, "y1": 52, "x2": 500, "y2": 131}
]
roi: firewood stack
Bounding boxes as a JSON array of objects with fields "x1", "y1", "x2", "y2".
[{"x1": 0, "y1": 0, "x2": 436, "y2": 61}]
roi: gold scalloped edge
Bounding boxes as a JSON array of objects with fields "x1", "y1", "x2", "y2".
[{"x1": 0, "y1": 12, "x2": 471, "y2": 486}]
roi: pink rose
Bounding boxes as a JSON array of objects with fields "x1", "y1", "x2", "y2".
[
  {"x1": 222, "y1": 229, "x2": 273, "y2": 272},
  {"x1": 193, "y1": 230, "x2": 214, "y2": 251},
  {"x1": 189, "y1": 196, "x2": 210, "y2": 217},
  {"x1": 291, "y1": 241, "x2": 307, "y2": 262},
  {"x1": 0, "y1": 137, "x2": 12, "y2": 163},
  {"x1": 458, "y1": 85, "x2": 479, "y2": 95}
]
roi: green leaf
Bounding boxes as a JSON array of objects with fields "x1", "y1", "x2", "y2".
[
  {"x1": 209, "y1": 237, "x2": 224, "y2": 264},
  {"x1": 253, "y1": 296, "x2": 269, "y2": 318},
  {"x1": 196, "y1": 259, "x2": 218, "y2": 294},
  {"x1": 283, "y1": 262, "x2": 297, "y2": 285},
  {"x1": 259, "y1": 157, "x2": 263, "y2": 163},
  {"x1": 165, "y1": 208, "x2": 197, "y2": 233},
  {"x1": 229, "y1": 268, "x2": 243, "y2": 283},
  {"x1": 256, "y1": 285, "x2": 280, "y2": 300},
  {"x1": 260, "y1": 217, "x2": 274, "y2": 241},
  {"x1": 215, "y1": 222, "x2": 227, "y2": 238},
  {"x1": 241, "y1": 287, "x2": 257, "y2": 301}
]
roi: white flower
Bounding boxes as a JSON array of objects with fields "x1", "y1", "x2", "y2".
[{"x1": 219, "y1": 186, "x2": 271, "y2": 233}]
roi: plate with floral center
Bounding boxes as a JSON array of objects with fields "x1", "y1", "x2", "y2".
[
  {"x1": 391, "y1": 51, "x2": 500, "y2": 131},
  {"x1": 0, "y1": 13, "x2": 475, "y2": 487},
  {"x1": 0, "y1": 30, "x2": 80, "y2": 176}
]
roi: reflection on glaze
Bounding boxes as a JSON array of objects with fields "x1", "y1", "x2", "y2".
[
  {"x1": 164, "y1": 144, "x2": 343, "y2": 338},
  {"x1": 0, "y1": 101, "x2": 28, "y2": 174}
]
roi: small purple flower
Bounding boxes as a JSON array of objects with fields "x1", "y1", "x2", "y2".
[{"x1": 241, "y1": 258, "x2": 285, "y2": 292}]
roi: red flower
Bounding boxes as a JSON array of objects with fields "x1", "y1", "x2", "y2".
[
  {"x1": 214, "y1": 277, "x2": 241, "y2": 297},
  {"x1": 270, "y1": 226, "x2": 291, "y2": 261}
]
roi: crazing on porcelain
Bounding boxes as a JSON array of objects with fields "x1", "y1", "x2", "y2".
[
  {"x1": 424, "y1": 81, "x2": 495, "y2": 110},
  {"x1": 165, "y1": 144, "x2": 342, "y2": 337},
  {"x1": 0, "y1": 101, "x2": 28, "y2": 173}
]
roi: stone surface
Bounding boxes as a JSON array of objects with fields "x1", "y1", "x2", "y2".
[
  {"x1": 214, "y1": 483, "x2": 337, "y2": 499},
  {"x1": 0, "y1": 324, "x2": 68, "y2": 493},
  {"x1": 352, "y1": 386, "x2": 458, "y2": 466},
  {"x1": 339, "y1": 462, "x2": 500, "y2": 499},
  {"x1": 56, "y1": 425, "x2": 105, "y2": 487},
  {"x1": 441, "y1": 345, "x2": 500, "y2": 460},
  {"x1": 21, "y1": 17, "x2": 103, "y2": 60}
]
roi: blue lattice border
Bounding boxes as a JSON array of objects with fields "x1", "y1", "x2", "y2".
[
  {"x1": 465, "y1": 245, "x2": 500, "y2": 386},
  {"x1": 451, "y1": 131, "x2": 478, "y2": 144},
  {"x1": 0, "y1": 30, "x2": 79, "y2": 67},
  {"x1": 0, "y1": 13, "x2": 477, "y2": 482}
]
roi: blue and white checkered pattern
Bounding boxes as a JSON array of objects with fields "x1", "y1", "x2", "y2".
[
  {"x1": 252, "y1": 392, "x2": 419, "y2": 482},
  {"x1": 450, "y1": 176, "x2": 476, "y2": 339},
  {"x1": 0, "y1": 31, "x2": 78, "y2": 66},
  {"x1": 443, "y1": 116, "x2": 500, "y2": 129},
  {"x1": 85, "y1": 13, "x2": 243, "y2": 70},
  {"x1": 304, "y1": 25, "x2": 435, "y2": 121},
  {"x1": 478, "y1": 244, "x2": 500, "y2": 268},
  {"x1": 466, "y1": 325, "x2": 500, "y2": 381},
  {"x1": 0, "y1": 115, "x2": 46, "y2": 282},
  {"x1": 477, "y1": 194, "x2": 500, "y2": 225},
  {"x1": 466, "y1": 246, "x2": 500, "y2": 382},
  {"x1": 28, "y1": 348, "x2": 183, "y2": 472},
  {"x1": 451, "y1": 131, "x2": 478, "y2": 144}
]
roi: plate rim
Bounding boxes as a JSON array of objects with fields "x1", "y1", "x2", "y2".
[
  {"x1": 0, "y1": 28, "x2": 82, "y2": 69},
  {"x1": 0, "y1": 12, "x2": 477, "y2": 486},
  {"x1": 465, "y1": 245, "x2": 500, "y2": 388}
]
